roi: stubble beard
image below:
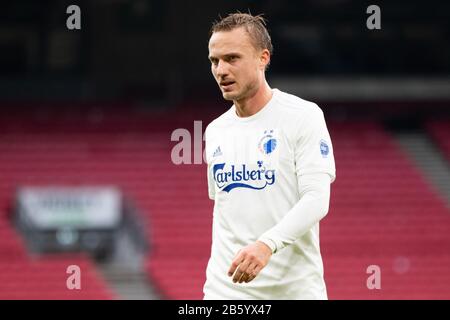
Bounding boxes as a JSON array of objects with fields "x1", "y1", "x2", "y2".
[{"x1": 222, "y1": 80, "x2": 258, "y2": 103}]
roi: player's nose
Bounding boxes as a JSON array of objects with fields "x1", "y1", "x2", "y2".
[{"x1": 215, "y1": 60, "x2": 229, "y2": 77}]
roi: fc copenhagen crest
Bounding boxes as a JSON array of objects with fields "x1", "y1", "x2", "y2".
[{"x1": 258, "y1": 130, "x2": 277, "y2": 155}]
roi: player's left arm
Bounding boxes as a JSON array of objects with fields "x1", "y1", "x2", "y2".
[
  {"x1": 228, "y1": 173, "x2": 331, "y2": 283},
  {"x1": 228, "y1": 106, "x2": 336, "y2": 284}
]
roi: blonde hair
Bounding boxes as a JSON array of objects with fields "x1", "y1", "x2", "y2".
[{"x1": 210, "y1": 12, "x2": 273, "y2": 57}]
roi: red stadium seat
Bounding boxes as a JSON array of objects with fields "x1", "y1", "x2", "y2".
[{"x1": 0, "y1": 109, "x2": 449, "y2": 299}]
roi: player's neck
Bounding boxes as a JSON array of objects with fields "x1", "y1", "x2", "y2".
[{"x1": 234, "y1": 81, "x2": 273, "y2": 118}]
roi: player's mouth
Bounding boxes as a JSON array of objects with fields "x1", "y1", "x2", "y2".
[{"x1": 220, "y1": 80, "x2": 235, "y2": 91}]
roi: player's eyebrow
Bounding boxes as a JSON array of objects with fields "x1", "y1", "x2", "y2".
[
  {"x1": 208, "y1": 52, "x2": 242, "y2": 61},
  {"x1": 223, "y1": 52, "x2": 241, "y2": 57},
  {"x1": 222, "y1": 53, "x2": 242, "y2": 59}
]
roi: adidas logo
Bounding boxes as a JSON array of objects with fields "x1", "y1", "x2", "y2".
[{"x1": 213, "y1": 146, "x2": 223, "y2": 157}]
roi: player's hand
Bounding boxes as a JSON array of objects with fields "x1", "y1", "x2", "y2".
[{"x1": 228, "y1": 241, "x2": 272, "y2": 284}]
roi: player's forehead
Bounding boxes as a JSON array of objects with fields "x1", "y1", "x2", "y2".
[{"x1": 208, "y1": 27, "x2": 255, "y2": 57}]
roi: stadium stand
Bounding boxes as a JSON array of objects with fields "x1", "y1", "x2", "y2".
[
  {"x1": 322, "y1": 122, "x2": 450, "y2": 299},
  {"x1": 0, "y1": 183, "x2": 115, "y2": 299},
  {"x1": 0, "y1": 109, "x2": 449, "y2": 299},
  {"x1": 427, "y1": 121, "x2": 450, "y2": 162},
  {"x1": 0, "y1": 255, "x2": 115, "y2": 299}
]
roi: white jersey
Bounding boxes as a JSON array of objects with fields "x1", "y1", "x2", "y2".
[{"x1": 203, "y1": 89, "x2": 336, "y2": 299}]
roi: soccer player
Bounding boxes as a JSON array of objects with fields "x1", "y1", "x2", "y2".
[{"x1": 203, "y1": 13, "x2": 336, "y2": 299}]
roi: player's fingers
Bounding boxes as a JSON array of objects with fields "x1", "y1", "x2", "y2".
[
  {"x1": 243, "y1": 262, "x2": 257, "y2": 283},
  {"x1": 249, "y1": 265, "x2": 263, "y2": 282},
  {"x1": 239, "y1": 266, "x2": 252, "y2": 284},
  {"x1": 232, "y1": 265, "x2": 246, "y2": 283},
  {"x1": 228, "y1": 251, "x2": 244, "y2": 277},
  {"x1": 238, "y1": 273, "x2": 248, "y2": 283},
  {"x1": 246, "y1": 262, "x2": 262, "y2": 283},
  {"x1": 233, "y1": 260, "x2": 251, "y2": 283}
]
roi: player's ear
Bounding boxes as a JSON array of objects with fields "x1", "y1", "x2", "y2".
[{"x1": 259, "y1": 49, "x2": 270, "y2": 70}]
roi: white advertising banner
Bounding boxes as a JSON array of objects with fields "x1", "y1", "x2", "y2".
[{"x1": 17, "y1": 187, "x2": 122, "y2": 229}]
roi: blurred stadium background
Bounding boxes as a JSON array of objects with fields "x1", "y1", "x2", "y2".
[{"x1": 0, "y1": 0, "x2": 449, "y2": 299}]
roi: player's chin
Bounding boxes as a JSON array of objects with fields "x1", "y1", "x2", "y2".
[{"x1": 221, "y1": 91, "x2": 239, "y2": 101}]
